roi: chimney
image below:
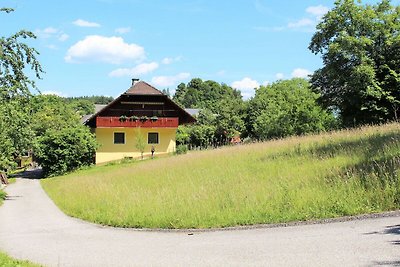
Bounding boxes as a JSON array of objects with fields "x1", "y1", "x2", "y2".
[{"x1": 131, "y1": 78, "x2": 139, "y2": 86}]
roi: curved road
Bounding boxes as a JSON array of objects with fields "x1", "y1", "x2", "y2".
[{"x1": 1, "y1": 178, "x2": 400, "y2": 267}]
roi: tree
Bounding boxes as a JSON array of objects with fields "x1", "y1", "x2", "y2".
[
  {"x1": 248, "y1": 78, "x2": 336, "y2": 140},
  {"x1": 0, "y1": 7, "x2": 43, "y2": 171},
  {"x1": 172, "y1": 78, "x2": 246, "y2": 148},
  {"x1": 0, "y1": 8, "x2": 43, "y2": 99},
  {"x1": 35, "y1": 126, "x2": 97, "y2": 177},
  {"x1": 30, "y1": 95, "x2": 81, "y2": 136},
  {"x1": 309, "y1": 0, "x2": 400, "y2": 126},
  {"x1": 135, "y1": 129, "x2": 146, "y2": 160}
]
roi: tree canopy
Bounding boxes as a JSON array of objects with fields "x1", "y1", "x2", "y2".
[
  {"x1": 309, "y1": 0, "x2": 400, "y2": 126},
  {"x1": 0, "y1": 8, "x2": 97, "y2": 175},
  {"x1": 247, "y1": 78, "x2": 336, "y2": 140}
]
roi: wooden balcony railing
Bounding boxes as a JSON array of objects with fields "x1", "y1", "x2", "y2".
[{"x1": 96, "y1": 117, "x2": 179, "y2": 128}]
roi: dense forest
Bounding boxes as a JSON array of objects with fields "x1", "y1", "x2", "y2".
[{"x1": 1, "y1": 0, "x2": 399, "y2": 176}]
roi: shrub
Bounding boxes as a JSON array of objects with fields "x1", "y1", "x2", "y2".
[
  {"x1": 175, "y1": 144, "x2": 188, "y2": 155},
  {"x1": 35, "y1": 126, "x2": 97, "y2": 177},
  {"x1": 140, "y1": 116, "x2": 149, "y2": 122},
  {"x1": 0, "y1": 190, "x2": 6, "y2": 202},
  {"x1": 119, "y1": 115, "x2": 128, "y2": 122},
  {"x1": 129, "y1": 115, "x2": 139, "y2": 121}
]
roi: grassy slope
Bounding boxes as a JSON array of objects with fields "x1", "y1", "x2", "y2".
[{"x1": 41, "y1": 123, "x2": 400, "y2": 229}]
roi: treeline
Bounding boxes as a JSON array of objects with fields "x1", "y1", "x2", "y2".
[
  {"x1": 173, "y1": 78, "x2": 337, "y2": 149},
  {"x1": 62, "y1": 95, "x2": 114, "y2": 116},
  {"x1": 0, "y1": 94, "x2": 98, "y2": 176}
]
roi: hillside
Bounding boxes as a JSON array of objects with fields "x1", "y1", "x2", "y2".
[{"x1": 41, "y1": 123, "x2": 400, "y2": 229}]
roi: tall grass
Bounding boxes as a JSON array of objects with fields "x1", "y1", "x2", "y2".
[
  {"x1": 0, "y1": 190, "x2": 6, "y2": 206},
  {"x1": 41, "y1": 123, "x2": 400, "y2": 229},
  {"x1": 0, "y1": 251, "x2": 42, "y2": 267}
]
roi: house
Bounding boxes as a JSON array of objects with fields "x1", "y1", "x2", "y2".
[{"x1": 84, "y1": 80, "x2": 196, "y2": 164}]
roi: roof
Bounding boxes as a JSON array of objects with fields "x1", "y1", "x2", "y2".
[
  {"x1": 185, "y1": 108, "x2": 201, "y2": 116},
  {"x1": 95, "y1": 104, "x2": 107, "y2": 113},
  {"x1": 125, "y1": 81, "x2": 163, "y2": 95},
  {"x1": 84, "y1": 80, "x2": 196, "y2": 126}
]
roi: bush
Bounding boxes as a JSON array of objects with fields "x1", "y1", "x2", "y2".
[
  {"x1": 35, "y1": 126, "x2": 97, "y2": 177},
  {"x1": 175, "y1": 144, "x2": 188, "y2": 155},
  {"x1": 0, "y1": 190, "x2": 6, "y2": 201}
]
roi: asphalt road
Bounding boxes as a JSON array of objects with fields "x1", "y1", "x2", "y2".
[{"x1": 0, "y1": 178, "x2": 400, "y2": 267}]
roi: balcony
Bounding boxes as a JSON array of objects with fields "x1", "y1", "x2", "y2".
[{"x1": 96, "y1": 117, "x2": 179, "y2": 128}]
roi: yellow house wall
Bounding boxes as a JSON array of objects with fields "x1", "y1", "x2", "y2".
[{"x1": 95, "y1": 127, "x2": 176, "y2": 164}]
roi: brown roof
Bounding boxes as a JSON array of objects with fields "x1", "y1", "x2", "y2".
[
  {"x1": 84, "y1": 80, "x2": 196, "y2": 127},
  {"x1": 125, "y1": 81, "x2": 163, "y2": 95}
]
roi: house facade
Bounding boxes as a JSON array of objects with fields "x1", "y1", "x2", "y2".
[{"x1": 85, "y1": 80, "x2": 195, "y2": 164}]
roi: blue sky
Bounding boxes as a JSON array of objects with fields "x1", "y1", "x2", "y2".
[{"x1": 2, "y1": 0, "x2": 398, "y2": 99}]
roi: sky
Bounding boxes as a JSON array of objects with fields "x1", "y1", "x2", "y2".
[{"x1": 2, "y1": 0, "x2": 398, "y2": 99}]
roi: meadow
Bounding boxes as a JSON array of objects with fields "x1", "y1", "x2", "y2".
[{"x1": 41, "y1": 123, "x2": 400, "y2": 229}]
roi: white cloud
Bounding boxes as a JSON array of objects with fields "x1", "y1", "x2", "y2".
[
  {"x1": 35, "y1": 27, "x2": 59, "y2": 38},
  {"x1": 231, "y1": 77, "x2": 261, "y2": 99},
  {"x1": 42, "y1": 90, "x2": 68, "y2": 97},
  {"x1": 291, "y1": 68, "x2": 312, "y2": 78},
  {"x1": 216, "y1": 70, "x2": 226, "y2": 76},
  {"x1": 275, "y1": 73, "x2": 285, "y2": 80},
  {"x1": 65, "y1": 35, "x2": 145, "y2": 64},
  {"x1": 161, "y1": 56, "x2": 182, "y2": 65},
  {"x1": 306, "y1": 5, "x2": 329, "y2": 18},
  {"x1": 46, "y1": 44, "x2": 58, "y2": 50},
  {"x1": 35, "y1": 27, "x2": 69, "y2": 43},
  {"x1": 43, "y1": 27, "x2": 58, "y2": 34},
  {"x1": 115, "y1": 27, "x2": 131, "y2": 34},
  {"x1": 58, "y1": 33, "x2": 69, "y2": 42},
  {"x1": 256, "y1": 5, "x2": 329, "y2": 33},
  {"x1": 109, "y1": 62, "x2": 159, "y2": 77},
  {"x1": 73, "y1": 19, "x2": 101, "y2": 27},
  {"x1": 151, "y1": 73, "x2": 190, "y2": 87},
  {"x1": 288, "y1": 18, "x2": 314, "y2": 28},
  {"x1": 231, "y1": 77, "x2": 260, "y2": 90},
  {"x1": 262, "y1": 80, "x2": 269, "y2": 86}
]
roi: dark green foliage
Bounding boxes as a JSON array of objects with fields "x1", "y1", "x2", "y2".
[
  {"x1": 0, "y1": 8, "x2": 43, "y2": 171},
  {"x1": 309, "y1": 0, "x2": 400, "y2": 126},
  {"x1": 68, "y1": 99, "x2": 94, "y2": 116},
  {"x1": 63, "y1": 95, "x2": 114, "y2": 116},
  {"x1": 0, "y1": 190, "x2": 6, "y2": 202},
  {"x1": 175, "y1": 144, "x2": 188, "y2": 154},
  {"x1": 35, "y1": 126, "x2": 97, "y2": 177},
  {"x1": 0, "y1": 99, "x2": 33, "y2": 171},
  {"x1": 65, "y1": 95, "x2": 114, "y2": 105},
  {"x1": 173, "y1": 78, "x2": 246, "y2": 148},
  {"x1": 248, "y1": 78, "x2": 336, "y2": 140},
  {"x1": 30, "y1": 95, "x2": 81, "y2": 136}
]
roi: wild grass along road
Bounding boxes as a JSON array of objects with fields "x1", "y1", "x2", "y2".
[{"x1": 0, "y1": 178, "x2": 399, "y2": 266}]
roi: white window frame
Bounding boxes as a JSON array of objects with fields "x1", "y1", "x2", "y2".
[
  {"x1": 148, "y1": 132, "x2": 159, "y2": 144},
  {"x1": 113, "y1": 132, "x2": 126, "y2": 144}
]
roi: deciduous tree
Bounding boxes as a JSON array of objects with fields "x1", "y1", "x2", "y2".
[{"x1": 309, "y1": 0, "x2": 400, "y2": 126}]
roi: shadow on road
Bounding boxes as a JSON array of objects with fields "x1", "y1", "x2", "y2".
[
  {"x1": 372, "y1": 260, "x2": 400, "y2": 266},
  {"x1": 11, "y1": 168, "x2": 43, "y2": 180},
  {"x1": 367, "y1": 225, "x2": 400, "y2": 266}
]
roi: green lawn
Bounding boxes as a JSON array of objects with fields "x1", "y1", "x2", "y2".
[
  {"x1": 0, "y1": 252, "x2": 41, "y2": 267},
  {"x1": 41, "y1": 123, "x2": 400, "y2": 229}
]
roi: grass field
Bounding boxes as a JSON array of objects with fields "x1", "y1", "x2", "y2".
[
  {"x1": 41, "y1": 123, "x2": 400, "y2": 229},
  {"x1": 0, "y1": 252, "x2": 41, "y2": 267}
]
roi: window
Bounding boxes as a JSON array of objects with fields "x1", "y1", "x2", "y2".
[
  {"x1": 114, "y1": 132, "x2": 125, "y2": 144},
  {"x1": 148, "y1": 132, "x2": 159, "y2": 144}
]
